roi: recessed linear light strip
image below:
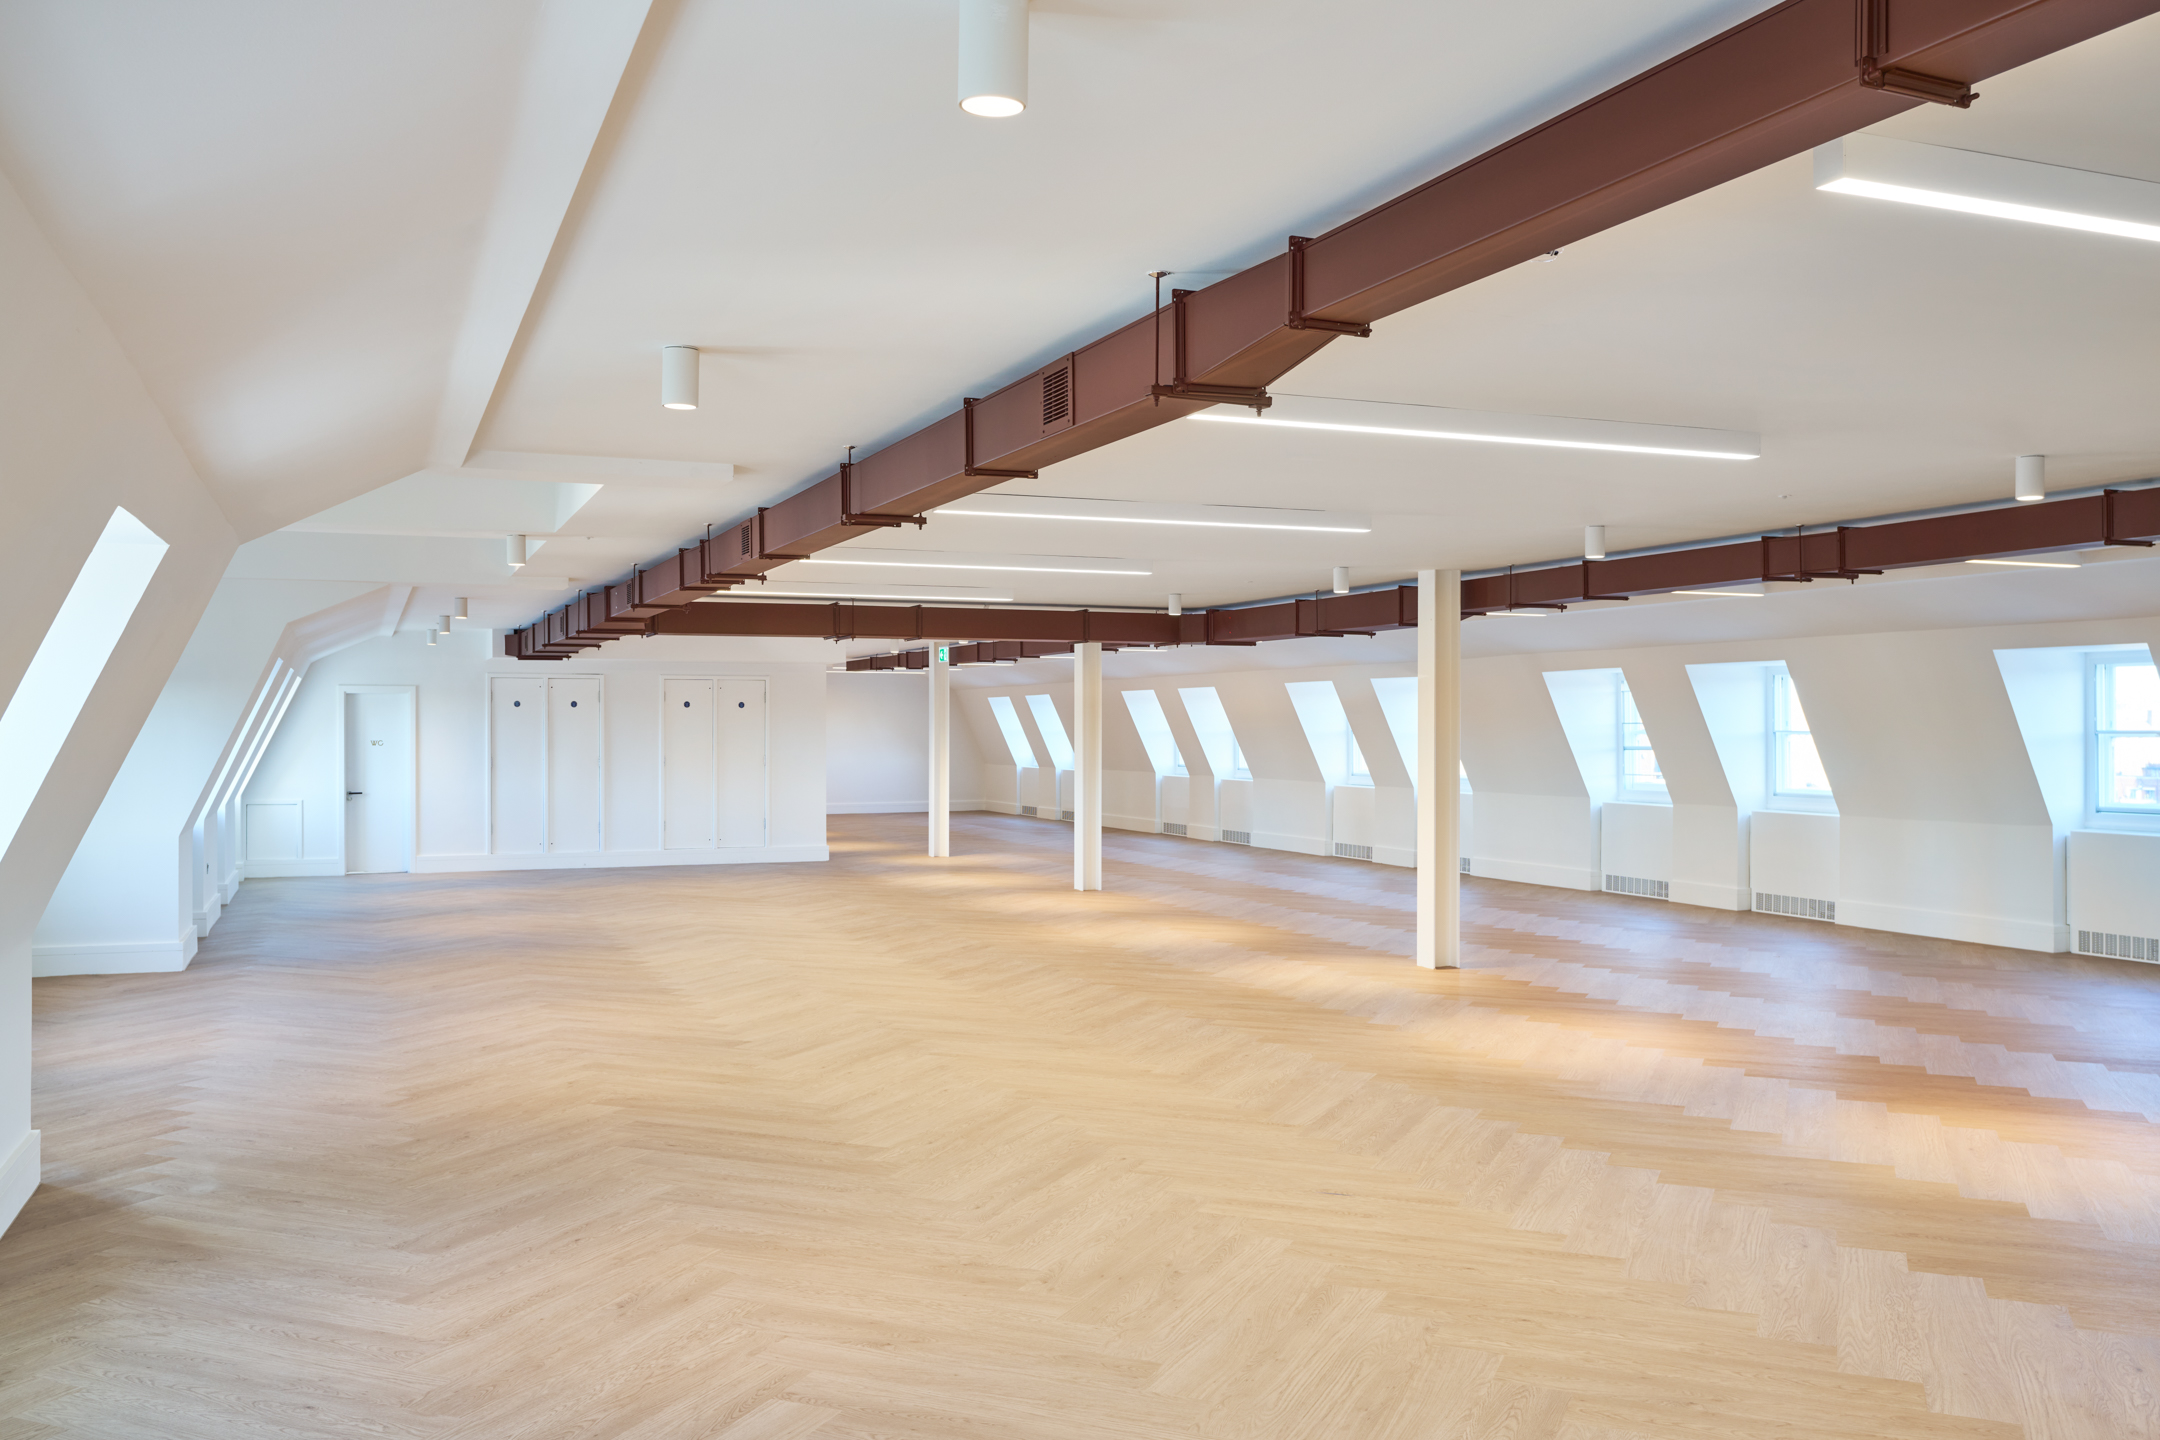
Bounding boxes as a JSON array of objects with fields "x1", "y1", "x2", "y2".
[
  {"x1": 932, "y1": 504, "x2": 1368, "y2": 534},
  {"x1": 1188, "y1": 395, "x2": 1759, "y2": 461},
  {"x1": 796, "y1": 557, "x2": 1150, "y2": 575},
  {"x1": 1816, "y1": 134, "x2": 2160, "y2": 245},
  {"x1": 711, "y1": 588, "x2": 1016, "y2": 603}
]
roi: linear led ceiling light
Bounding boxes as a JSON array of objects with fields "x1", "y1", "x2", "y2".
[
  {"x1": 796, "y1": 555, "x2": 1149, "y2": 576},
  {"x1": 2015, "y1": 453, "x2": 2046, "y2": 503},
  {"x1": 661, "y1": 345, "x2": 698, "y2": 410},
  {"x1": 932, "y1": 494, "x2": 1370, "y2": 533},
  {"x1": 1816, "y1": 134, "x2": 2160, "y2": 245},
  {"x1": 1189, "y1": 394, "x2": 1758, "y2": 460},
  {"x1": 1672, "y1": 588, "x2": 1764, "y2": 597},
  {"x1": 958, "y1": 0, "x2": 1027, "y2": 117},
  {"x1": 710, "y1": 589, "x2": 1016, "y2": 603},
  {"x1": 1967, "y1": 557, "x2": 2080, "y2": 569}
]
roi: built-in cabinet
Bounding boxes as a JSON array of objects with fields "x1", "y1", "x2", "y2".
[{"x1": 661, "y1": 677, "x2": 768, "y2": 849}]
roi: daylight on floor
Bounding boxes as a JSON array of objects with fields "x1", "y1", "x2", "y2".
[{"x1": 5, "y1": 1, "x2": 2160, "y2": 1435}]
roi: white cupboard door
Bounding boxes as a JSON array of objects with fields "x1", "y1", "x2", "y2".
[
  {"x1": 546, "y1": 677, "x2": 602, "y2": 853},
  {"x1": 714, "y1": 679, "x2": 768, "y2": 848},
  {"x1": 662, "y1": 678, "x2": 716, "y2": 849},
  {"x1": 489, "y1": 677, "x2": 547, "y2": 854}
]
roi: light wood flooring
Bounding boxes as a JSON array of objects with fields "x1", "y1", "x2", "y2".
[{"x1": 6, "y1": 813, "x2": 2160, "y2": 1439}]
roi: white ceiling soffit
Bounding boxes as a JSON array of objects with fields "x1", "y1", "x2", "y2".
[
  {"x1": 464, "y1": 450, "x2": 735, "y2": 486},
  {"x1": 1816, "y1": 132, "x2": 2160, "y2": 243},
  {"x1": 430, "y1": 0, "x2": 657, "y2": 472},
  {"x1": 929, "y1": 495, "x2": 1371, "y2": 533},
  {"x1": 282, "y1": 473, "x2": 603, "y2": 538},
  {"x1": 1192, "y1": 395, "x2": 1760, "y2": 460}
]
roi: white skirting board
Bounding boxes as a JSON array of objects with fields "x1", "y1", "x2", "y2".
[
  {"x1": 826, "y1": 800, "x2": 989, "y2": 814},
  {"x1": 34, "y1": 925, "x2": 197, "y2": 978},
  {"x1": 1835, "y1": 898, "x2": 2067, "y2": 953},
  {"x1": 1463, "y1": 857, "x2": 1598, "y2": 890},
  {"x1": 0, "y1": 1130, "x2": 39, "y2": 1239},
  {"x1": 410, "y1": 845, "x2": 831, "y2": 874},
  {"x1": 242, "y1": 857, "x2": 345, "y2": 879}
]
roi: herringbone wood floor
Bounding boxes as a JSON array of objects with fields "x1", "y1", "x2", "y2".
[{"x1": 6, "y1": 814, "x2": 2160, "y2": 1439}]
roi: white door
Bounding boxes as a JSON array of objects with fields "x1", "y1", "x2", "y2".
[
  {"x1": 714, "y1": 679, "x2": 767, "y2": 847},
  {"x1": 663, "y1": 678, "x2": 716, "y2": 849},
  {"x1": 490, "y1": 677, "x2": 546, "y2": 854},
  {"x1": 344, "y1": 690, "x2": 413, "y2": 873},
  {"x1": 547, "y1": 676, "x2": 602, "y2": 853}
]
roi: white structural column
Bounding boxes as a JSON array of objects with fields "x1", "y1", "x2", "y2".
[
  {"x1": 927, "y1": 642, "x2": 951, "y2": 857},
  {"x1": 1072, "y1": 642, "x2": 1103, "y2": 891},
  {"x1": 1416, "y1": 570, "x2": 1463, "y2": 968}
]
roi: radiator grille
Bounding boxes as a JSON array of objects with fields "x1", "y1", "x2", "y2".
[
  {"x1": 1060, "y1": 809, "x2": 1074, "y2": 821},
  {"x1": 1460, "y1": 857, "x2": 1471, "y2": 874},
  {"x1": 1334, "y1": 842, "x2": 1373, "y2": 860},
  {"x1": 1161, "y1": 822, "x2": 1188, "y2": 836},
  {"x1": 1221, "y1": 829, "x2": 1252, "y2": 845},
  {"x1": 1605, "y1": 874, "x2": 1670, "y2": 899},
  {"x1": 1019, "y1": 805, "x2": 1038, "y2": 816},
  {"x1": 2076, "y1": 930, "x2": 2159, "y2": 963},
  {"x1": 1042, "y1": 367, "x2": 1070, "y2": 426},
  {"x1": 740, "y1": 523, "x2": 751, "y2": 555},
  {"x1": 1756, "y1": 891, "x2": 1835, "y2": 921}
]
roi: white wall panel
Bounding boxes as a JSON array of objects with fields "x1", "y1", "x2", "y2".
[
  {"x1": 662, "y1": 677, "x2": 715, "y2": 849},
  {"x1": 2068, "y1": 830, "x2": 2160, "y2": 954},
  {"x1": 489, "y1": 676, "x2": 546, "y2": 855},
  {"x1": 1600, "y1": 803, "x2": 1673, "y2": 891},
  {"x1": 545, "y1": 677, "x2": 602, "y2": 853}
]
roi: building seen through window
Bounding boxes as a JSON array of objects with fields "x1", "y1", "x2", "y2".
[{"x1": 2095, "y1": 658, "x2": 2160, "y2": 812}]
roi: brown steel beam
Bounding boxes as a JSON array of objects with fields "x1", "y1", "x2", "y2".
[{"x1": 509, "y1": 0, "x2": 2153, "y2": 658}]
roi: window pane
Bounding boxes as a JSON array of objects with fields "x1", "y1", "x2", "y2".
[
  {"x1": 2104, "y1": 662, "x2": 2160, "y2": 731},
  {"x1": 1621, "y1": 749, "x2": 1664, "y2": 788},
  {"x1": 1779, "y1": 732, "x2": 1832, "y2": 793},
  {"x1": 1347, "y1": 734, "x2": 1368, "y2": 778},
  {"x1": 2102, "y1": 734, "x2": 2160, "y2": 810}
]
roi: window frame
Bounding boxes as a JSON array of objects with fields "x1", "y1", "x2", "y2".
[
  {"x1": 2089, "y1": 652, "x2": 2160, "y2": 819},
  {"x1": 1768, "y1": 670, "x2": 1834, "y2": 801},
  {"x1": 1615, "y1": 677, "x2": 1666, "y2": 796}
]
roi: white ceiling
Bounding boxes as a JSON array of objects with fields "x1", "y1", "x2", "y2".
[{"x1": 4, "y1": 0, "x2": 2156, "y2": 649}]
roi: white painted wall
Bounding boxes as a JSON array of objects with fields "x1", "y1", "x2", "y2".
[
  {"x1": 244, "y1": 635, "x2": 832, "y2": 873},
  {"x1": 0, "y1": 170, "x2": 240, "y2": 1237},
  {"x1": 826, "y1": 673, "x2": 985, "y2": 815}
]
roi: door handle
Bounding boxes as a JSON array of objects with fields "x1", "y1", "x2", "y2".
[{"x1": 346, "y1": 791, "x2": 364, "y2": 798}]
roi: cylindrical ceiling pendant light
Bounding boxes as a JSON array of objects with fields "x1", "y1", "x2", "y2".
[
  {"x1": 427, "y1": 629, "x2": 439, "y2": 647},
  {"x1": 1167, "y1": 592, "x2": 1182, "y2": 617},
  {"x1": 661, "y1": 345, "x2": 699, "y2": 409},
  {"x1": 958, "y1": 0, "x2": 1028, "y2": 117},
  {"x1": 2015, "y1": 454, "x2": 2046, "y2": 503},
  {"x1": 1585, "y1": 525, "x2": 1606, "y2": 560},
  {"x1": 454, "y1": 597, "x2": 469, "y2": 620},
  {"x1": 507, "y1": 534, "x2": 527, "y2": 568},
  {"x1": 439, "y1": 614, "x2": 454, "y2": 636},
  {"x1": 1331, "y1": 566, "x2": 1350, "y2": 594}
]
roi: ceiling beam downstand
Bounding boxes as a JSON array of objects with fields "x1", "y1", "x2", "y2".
[
  {"x1": 510, "y1": 0, "x2": 2160, "y2": 660},
  {"x1": 507, "y1": 487, "x2": 2160, "y2": 657}
]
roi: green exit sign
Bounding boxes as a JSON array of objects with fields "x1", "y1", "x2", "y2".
[{"x1": 937, "y1": 646, "x2": 950, "y2": 663}]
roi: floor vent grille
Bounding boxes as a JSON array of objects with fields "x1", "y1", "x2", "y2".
[
  {"x1": 1605, "y1": 874, "x2": 1670, "y2": 899},
  {"x1": 1756, "y1": 891, "x2": 1835, "y2": 921},
  {"x1": 2076, "y1": 930, "x2": 2159, "y2": 963},
  {"x1": 1460, "y1": 857, "x2": 1471, "y2": 874},
  {"x1": 1334, "y1": 842, "x2": 1374, "y2": 860},
  {"x1": 1221, "y1": 829, "x2": 1253, "y2": 845},
  {"x1": 1019, "y1": 805, "x2": 1038, "y2": 816},
  {"x1": 1060, "y1": 809, "x2": 1075, "y2": 821},
  {"x1": 1161, "y1": 822, "x2": 1188, "y2": 836}
]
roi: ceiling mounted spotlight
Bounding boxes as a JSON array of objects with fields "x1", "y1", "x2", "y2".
[
  {"x1": 507, "y1": 534, "x2": 527, "y2": 568},
  {"x1": 661, "y1": 345, "x2": 699, "y2": 410},
  {"x1": 1331, "y1": 566, "x2": 1350, "y2": 595},
  {"x1": 2015, "y1": 454, "x2": 2046, "y2": 503},
  {"x1": 1585, "y1": 525, "x2": 1606, "y2": 561},
  {"x1": 426, "y1": 629, "x2": 439, "y2": 646},
  {"x1": 454, "y1": 597, "x2": 469, "y2": 620},
  {"x1": 439, "y1": 614, "x2": 454, "y2": 635},
  {"x1": 958, "y1": 0, "x2": 1028, "y2": 117},
  {"x1": 1168, "y1": 593, "x2": 1182, "y2": 617}
]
